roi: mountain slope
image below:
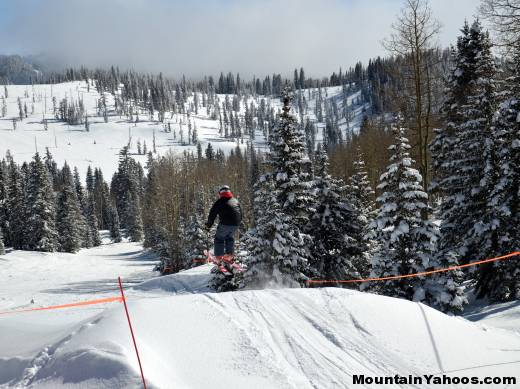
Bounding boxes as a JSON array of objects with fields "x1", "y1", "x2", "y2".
[
  {"x1": 1, "y1": 259, "x2": 520, "y2": 389},
  {"x1": 0, "y1": 55, "x2": 40, "y2": 84},
  {"x1": 0, "y1": 82, "x2": 366, "y2": 179}
]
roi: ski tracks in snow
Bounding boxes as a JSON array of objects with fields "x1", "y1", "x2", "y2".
[
  {"x1": 201, "y1": 289, "x2": 431, "y2": 389},
  {"x1": 9, "y1": 316, "x2": 103, "y2": 388}
]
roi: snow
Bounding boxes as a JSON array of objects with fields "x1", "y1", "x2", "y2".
[
  {"x1": 464, "y1": 292, "x2": 520, "y2": 334},
  {"x1": 1, "y1": 241, "x2": 520, "y2": 388},
  {"x1": 0, "y1": 82, "x2": 365, "y2": 179},
  {"x1": 0, "y1": 233, "x2": 158, "y2": 313},
  {"x1": 465, "y1": 300, "x2": 520, "y2": 334}
]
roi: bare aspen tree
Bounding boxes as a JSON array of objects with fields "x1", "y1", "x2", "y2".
[
  {"x1": 480, "y1": 0, "x2": 520, "y2": 52},
  {"x1": 383, "y1": 0, "x2": 442, "y2": 202}
]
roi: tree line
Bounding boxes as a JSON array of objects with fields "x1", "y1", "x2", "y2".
[{"x1": 0, "y1": 150, "x2": 109, "y2": 254}]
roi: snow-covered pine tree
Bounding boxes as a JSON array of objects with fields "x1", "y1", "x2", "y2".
[
  {"x1": 1, "y1": 97, "x2": 6, "y2": 118},
  {"x1": 109, "y1": 204, "x2": 122, "y2": 243},
  {"x1": 26, "y1": 153, "x2": 58, "y2": 252},
  {"x1": 431, "y1": 20, "x2": 497, "y2": 262},
  {"x1": 461, "y1": 22, "x2": 498, "y2": 257},
  {"x1": 142, "y1": 155, "x2": 162, "y2": 249},
  {"x1": 243, "y1": 175, "x2": 308, "y2": 288},
  {"x1": 0, "y1": 226, "x2": 4, "y2": 255},
  {"x1": 243, "y1": 87, "x2": 313, "y2": 288},
  {"x1": 269, "y1": 87, "x2": 314, "y2": 232},
  {"x1": 56, "y1": 163, "x2": 84, "y2": 253},
  {"x1": 475, "y1": 43, "x2": 520, "y2": 301},
  {"x1": 44, "y1": 149, "x2": 58, "y2": 189},
  {"x1": 86, "y1": 166, "x2": 94, "y2": 195},
  {"x1": 346, "y1": 150, "x2": 375, "y2": 217},
  {"x1": 6, "y1": 159, "x2": 26, "y2": 249},
  {"x1": 345, "y1": 150, "x2": 376, "y2": 277},
  {"x1": 369, "y1": 126, "x2": 439, "y2": 302},
  {"x1": 86, "y1": 194, "x2": 101, "y2": 247},
  {"x1": 111, "y1": 146, "x2": 144, "y2": 241},
  {"x1": 72, "y1": 167, "x2": 89, "y2": 248},
  {"x1": 306, "y1": 144, "x2": 365, "y2": 281},
  {"x1": 93, "y1": 168, "x2": 112, "y2": 229},
  {"x1": 127, "y1": 192, "x2": 143, "y2": 242},
  {"x1": 184, "y1": 193, "x2": 208, "y2": 267},
  {"x1": 0, "y1": 162, "x2": 7, "y2": 248}
]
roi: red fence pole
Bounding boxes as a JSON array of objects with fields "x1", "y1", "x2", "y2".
[{"x1": 118, "y1": 276, "x2": 147, "y2": 389}]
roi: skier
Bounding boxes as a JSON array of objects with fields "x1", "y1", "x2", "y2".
[{"x1": 205, "y1": 185, "x2": 242, "y2": 259}]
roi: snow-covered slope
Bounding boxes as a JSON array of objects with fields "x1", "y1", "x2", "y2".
[
  {"x1": 0, "y1": 234, "x2": 159, "y2": 313},
  {"x1": 1, "y1": 249, "x2": 520, "y2": 389},
  {"x1": 464, "y1": 297, "x2": 520, "y2": 334},
  {"x1": 0, "y1": 82, "x2": 365, "y2": 179}
]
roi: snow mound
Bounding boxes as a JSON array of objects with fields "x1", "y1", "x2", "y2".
[
  {"x1": 134, "y1": 264, "x2": 213, "y2": 295},
  {"x1": 2, "y1": 264, "x2": 520, "y2": 389}
]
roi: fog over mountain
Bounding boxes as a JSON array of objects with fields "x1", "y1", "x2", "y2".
[{"x1": 0, "y1": 0, "x2": 478, "y2": 77}]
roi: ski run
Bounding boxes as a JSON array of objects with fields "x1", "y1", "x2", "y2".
[{"x1": 0, "y1": 240, "x2": 519, "y2": 389}]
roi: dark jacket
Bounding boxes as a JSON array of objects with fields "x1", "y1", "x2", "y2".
[{"x1": 207, "y1": 197, "x2": 242, "y2": 227}]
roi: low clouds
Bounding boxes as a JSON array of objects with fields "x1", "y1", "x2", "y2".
[{"x1": 0, "y1": 0, "x2": 478, "y2": 77}]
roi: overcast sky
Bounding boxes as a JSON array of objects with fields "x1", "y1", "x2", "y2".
[{"x1": 0, "y1": 0, "x2": 480, "y2": 78}]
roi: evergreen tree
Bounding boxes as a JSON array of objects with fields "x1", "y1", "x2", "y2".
[
  {"x1": 86, "y1": 194, "x2": 102, "y2": 247},
  {"x1": 205, "y1": 142, "x2": 214, "y2": 160},
  {"x1": 307, "y1": 145, "x2": 366, "y2": 281},
  {"x1": 127, "y1": 192, "x2": 143, "y2": 241},
  {"x1": 111, "y1": 146, "x2": 144, "y2": 239},
  {"x1": 475, "y1": 43, "x2": 520, "y2": 301},
  {"x1": 109, "y1": 204, "x2": 122, "y2": 243},
  {"x1": 369, "y1": 127, "x2": 439, "y2": 303},
  {"x1": 6, "y1": 160, "x2": 26, "y2": 249},
  {"x1": 431, "y1": 20, "x2": 497, "y2": 262},
  {"x1": 17, "y1": 97, "x2": 23, "y2": 121},
  {"x1": 270, "y1": 87, "x2": 314, "y2": 231},
  {"x1": 142, "y1": 153, "x2": 168, "y2": 253},
  {"x1": 346, "y1": 151, "x2": 376, "y2": 216},
  {"x1": 93, "y1": 168, "x2": 111, "y2": 229},
  {"x1": 244, "y1": 88, "x2": 311, "y2": 287},
  {"x1": 1, "y1": 97, "x2": 6, "y2": 117},
  {"x1": 26, "y1": 153, "x2": 57, "y2": 252},
  {"x1": 0, "y1": 226, "x2": 4, "y2": 255},
  {"x1": 44, "y1": 148, "x2": 58, "y2": 188},
  {"x1": 56, "y1": 163, "x2": 84, "y2": 252},
  {"x1": 345, "y1": 151, "x2": 376, "y2": 278},
  {"x1": 86, "y1": 166, "x2": 94, "y2": 194},
  {"x1": 244, "y1": 176, "x2": 308, "y2": 288},
  {"x1": 73, "y1": 167, "x2": 89, "y2": 248},
  {"x1": 196, "y1": 142, "x2": 203, "y2": 160},
  {"x1": 0, "y1": 163, "x2": 8, "y2": 247},
  {"x1": 184, "y1": 194, "x2": 207, "y2": 267}
]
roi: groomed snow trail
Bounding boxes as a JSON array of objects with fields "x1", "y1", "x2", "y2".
[
  {"x1": 0, "y1": 237, "x2": 158, "y2": 313},
  {"x1": 1, "y1": 246, "x2": 520, "y2": 389},
  {"x1": 0, "y1": 238, "x2": 159, "y2": 368}
]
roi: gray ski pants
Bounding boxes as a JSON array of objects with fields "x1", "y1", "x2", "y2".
[{"x1": 214, "y1": 224, "x2": 238, "y2": 256}]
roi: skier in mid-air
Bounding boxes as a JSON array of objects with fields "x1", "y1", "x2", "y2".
[{"x1": 205, "y1": 185, "x2": 242, "y2": 259}]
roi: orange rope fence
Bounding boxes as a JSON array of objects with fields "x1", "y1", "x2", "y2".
[
  {"x1": 0, "y1": 296, "x2": 123, "y2": 316},
  {"x1": 307, "y1": 251, "x2": 520, "y2": 285},
  {"x1": 1, "y1": 252, "x2": 518, "y2": 314}
]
